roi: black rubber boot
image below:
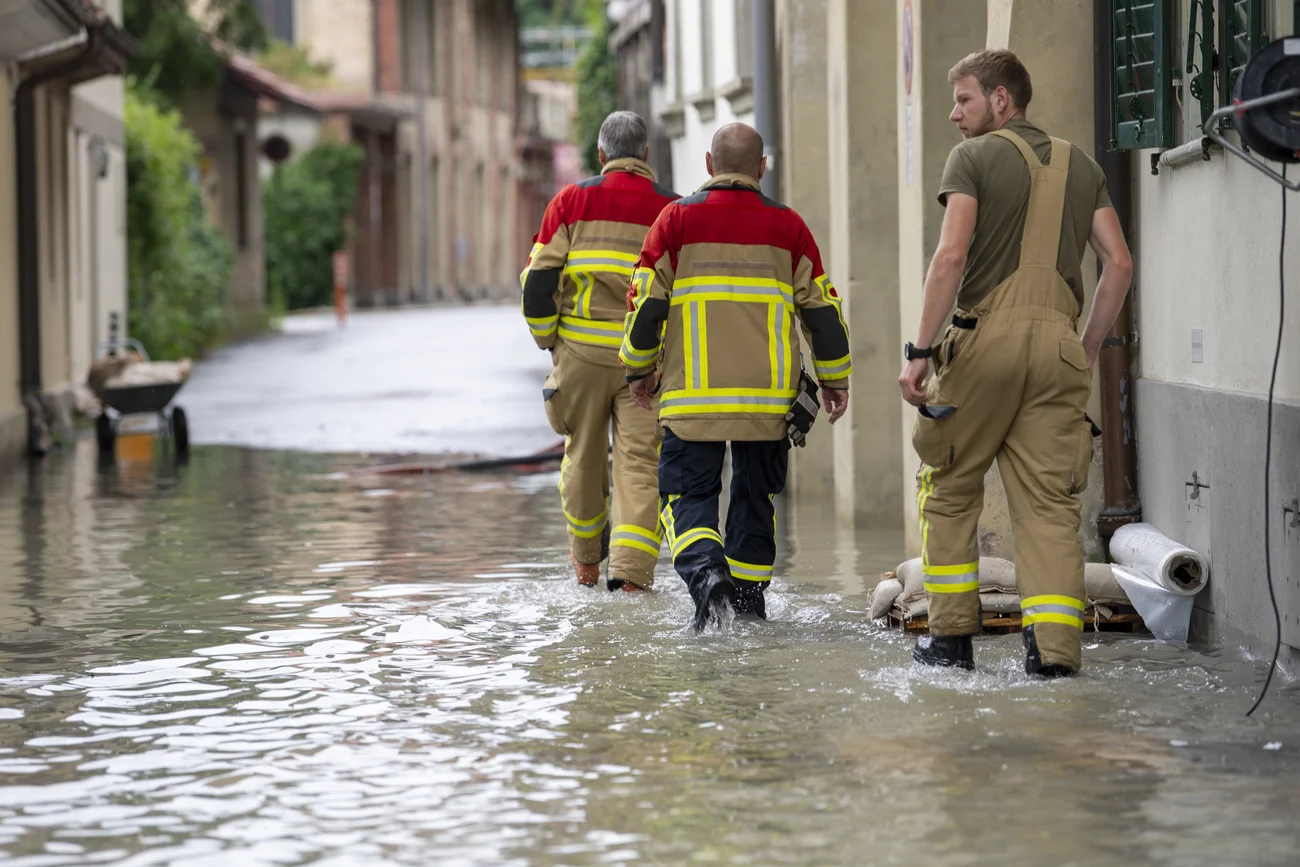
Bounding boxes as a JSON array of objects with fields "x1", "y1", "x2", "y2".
[
  {"x1": 689, "y1": 568, "x2": 735, "y2": 633},
  {"x1": 600, "y1": 523, "x2": 611, "y2": 564},
  {"x1": 1022, "y1": 625, "x2": 1077, "y2": 678},
  {"x1": 912, "y1": 634, "x2": 975, "y2": 671},
  {"x1": 731, "y1": 581, "x2": 767, "y2": 621}
]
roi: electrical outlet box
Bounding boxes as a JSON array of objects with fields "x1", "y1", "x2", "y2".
[{"x1": 1191, "y1": 329, "x2": 1204, "y2": 363}]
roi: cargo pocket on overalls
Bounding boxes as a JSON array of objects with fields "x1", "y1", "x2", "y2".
[
  {"x1": 1058, "y1": 339, "x2": 1094, "y2": 494},
  {"x1": 542, "y1": 371, "x2": 570, "y2": 437},
  {"x1": 912, "y1": 406, "x2": 956, "y2": 470}
]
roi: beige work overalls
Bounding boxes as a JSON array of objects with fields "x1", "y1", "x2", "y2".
[{"x1": 912, "y1": 130, "x2": 1095, "y2": 671}]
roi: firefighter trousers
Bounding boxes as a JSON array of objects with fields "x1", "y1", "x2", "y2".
[
  {"x1": 658, "y1": 429, "x2": 789, "y2": 603},
  {"x1": 543, "y1": 341, "x2": 663, "y2": 588},
  {"x1": 912, "y1": 132, "x2": 1095, "y2": 672}
]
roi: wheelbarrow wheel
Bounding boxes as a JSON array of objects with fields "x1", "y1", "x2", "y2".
[
  {"x1": 171, "y1": 406, "x2": 189, "y2": 456},
  {"x1": 96, "y1": 413, "x2": 115, "y2": 453}
]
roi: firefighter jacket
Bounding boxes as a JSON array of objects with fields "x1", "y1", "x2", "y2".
[
  {"x1": 520, "y1": 158, "x2": 680, "y2": 366},
  {"x1": 619, "y1": 173, "x2": 852, "y2": 442}
]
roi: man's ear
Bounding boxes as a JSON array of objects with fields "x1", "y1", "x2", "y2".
[
  {"x1": 598, "y1": 146, "x2": 608, "y2": 166},
  {"x1": 705, "y1": 151, "x2": 715, "y2": 177},
  {"x1": 757, "y1": 155, "x2": 767, "y2": 181}
]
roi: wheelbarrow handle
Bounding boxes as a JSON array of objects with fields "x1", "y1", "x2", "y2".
[{"x1": 94, "y1": 337, "x2": 151, "y2": 362}]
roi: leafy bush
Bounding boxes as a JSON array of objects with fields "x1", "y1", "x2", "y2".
[
  {"x1": 264, "y1": 141, "x2": 365, "y2": 311},
  {"x1": 572, "y1": 2, "x2": 617, "y2": 175},
  {"x1": 125, "y1": 86, "x2": 233, "y2": 360}
]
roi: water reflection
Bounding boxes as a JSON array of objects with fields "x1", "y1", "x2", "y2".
[{"x1": 0, "y1": 442, "x2": 1296, "y2": 866}]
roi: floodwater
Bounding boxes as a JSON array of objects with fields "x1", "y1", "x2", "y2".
[{"x1": 1, "y1": 442, "x2": 1298, "y2": 867}]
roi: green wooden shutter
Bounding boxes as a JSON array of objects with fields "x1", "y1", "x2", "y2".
[
  {"x1": 1109, "y1": 0, "x2": 1173, "y2": 150},
  {"x1": 1219, "y1": 0, "x2": 1266, "y2": 108}
]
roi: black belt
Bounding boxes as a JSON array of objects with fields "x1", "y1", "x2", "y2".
[{"x1": 953, "y1": 314, "x2": 978, "y2": 330}]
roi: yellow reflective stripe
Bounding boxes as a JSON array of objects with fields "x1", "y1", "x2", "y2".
[
  {"x1": 923, "y1": 562, "x2": 980, "y2": 576},
  {"x1": 671, "y1": 527, "x2": 722, "y2": 558},
  {"x1": 658, "y1": 387, "x2": 797, "y2": 417},
  {"x1": 924, "y1": 579, "x2": 980, "y2": 594},
  {"x1": 520, "y1": 242, "x2": 544, "y2": 289},
  {"x1": 631, "y1": 267, "x2": 654, "y2": 303},
  {"x1": 726, "y1": 557, "x2": 773, "y2": 581},
  {"x1": 1022, "y1": 611, "x2": 1086, "y2": 630},
  {"x1": 775, "y1": 303, "x2": 790, "y2": 390},
  {"x1": 697, "y1": 302, "x2": 709, "y2": 389},
  {"x1": 566, "y1": 508, "x2": 608, "y2": 538},
  {"x1": 611, "y1": 524, "x2": 662, "y2": 556},
  {"x1": 565, "y1": 249, "x2": 638, "y2": 267},
  {"x1": 661, "y1": 403, "x2": 790, "y2": 417},
  {"x1": 923, "y1": 561, "x2": 979, "y2": 594},
  {"x1": 814, "y1": 353, "x2": 852, "y2": 378},
  {"x1": 559, "y1": 316, "x2": 624, "y2": 347},
  {"x1": 526, "y1": 314, "x2": 559, "y2": 337},
  {"x1": 917, "y1": 465, "x2": 935, "y2": 568},
  {"x1": 767, "y1": 303, "x2": 779, "y2": 391},
  {"x1": 1021, "y1": 595, "x2": 1085, "y2": 611},
  {"x1": 684, "y1": 301, "x2": 697, "y2": 389}
]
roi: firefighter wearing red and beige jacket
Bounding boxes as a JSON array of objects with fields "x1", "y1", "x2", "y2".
[
  {"x1": 520, "y1": 111, "x2": 680, "y2": 592},
  {"x1": 620, "y1": 123, "x2": 852, "y2": 631}
]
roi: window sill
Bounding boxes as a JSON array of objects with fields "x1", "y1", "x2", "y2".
[
  {"x1": 659, "y1": 102, "x2": 686, "y2": 138},
  {"x1": 687, "y1": 90, "x2": 716, "y2": 123},
  {"x1": 719, "y1": 75, "x2": 753, "y2": 115}
]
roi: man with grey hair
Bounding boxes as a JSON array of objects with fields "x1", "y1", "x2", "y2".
[{"x1": 520, "y1": 111, "x2": 681, "y2": 592}]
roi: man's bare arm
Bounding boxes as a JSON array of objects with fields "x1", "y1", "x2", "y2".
[
  {"x1": 899, "y1": 193, "x2": 976, "y2": 405},
  {"x1": 914, "y1": 193, "x2": 977, "y2": 346},
  {"x1": 1080, "y1": 206, "x2": 1134, "y2": 369}
]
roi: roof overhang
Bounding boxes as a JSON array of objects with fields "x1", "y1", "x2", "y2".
[
  {"x1": 3, "y1": 0, "x2": 136, "y2": 81},
  {"x1": 311, "y1": 91, "x2": 411, "y2": 132},
  {"x1": 223, "y1": 50, "x2": 320, "y2": 114}
]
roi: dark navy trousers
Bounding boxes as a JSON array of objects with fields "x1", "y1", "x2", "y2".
[{"x1": 658, "y1": 429, "x2": 790, "y2": 599}]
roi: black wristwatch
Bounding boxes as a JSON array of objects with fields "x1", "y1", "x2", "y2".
[{"x1": 904, "y1": 342, "x2": 933, "y2": 361}]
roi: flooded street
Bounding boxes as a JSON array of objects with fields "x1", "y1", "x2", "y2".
[{"x1": 1, "y1": 308, "x2": 1298, "y2": 865}]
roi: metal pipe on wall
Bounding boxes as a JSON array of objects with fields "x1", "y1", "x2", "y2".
[
  {"x1": 752, "y1": 0, "x2": 778, "y2": 200},
  {"x1": 1092, "y1": 0, "x2": 1142, "y2": 539},
  {"x1": 413, "y1": 0, "x2": 431, "y2": 300}
]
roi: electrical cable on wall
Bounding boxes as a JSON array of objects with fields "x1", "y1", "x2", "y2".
[
  {"x1": 1198, "y1": 35, "x2": 1299, "y2": 715},
  {"x1": 1246, "y1": 165, "x2": 1288, "y2": 718}
]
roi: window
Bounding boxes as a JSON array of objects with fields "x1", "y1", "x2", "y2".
[
  {"x1": 256, "y1": 0, "x2": 295, "y2": 44},
  {"x1": 1108, "y1": 0, "x2": 1173, "y2": 149}
]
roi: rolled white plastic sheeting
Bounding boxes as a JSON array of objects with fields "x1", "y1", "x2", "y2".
[
  {"x1": 1107, "y1": 523, "x2": 1210, "y2": 643},
  {"x1": 1108, "y1": 522, "x2": 1209, "y2": 596}
]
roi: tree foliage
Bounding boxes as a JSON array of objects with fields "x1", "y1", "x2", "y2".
[
  {"x1": 572, "y1": 2, "x2": 617, "y2": 175},
  {"x1": 516, "y1": 0, "x2": 587, "y2": 28},
  {"x1": 125, "y1": 90, "x2": 233, "y2": 360},
  {"x1": 123, "y1": 0, "x2": 267, "y2": 107},
  {"x1": 264, "y1": 142, "x2": 365, "y2": 311}
]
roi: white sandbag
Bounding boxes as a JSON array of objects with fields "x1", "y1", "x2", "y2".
[
  {"x1": 1085, "y1": 562, "x2": 1130, "y2": 604},
  {"x1": 1109, "y1": 522, "x2": 1208, "y2": 596},
  {"x1": 894, "y1": 556, "x2": 1018, "y2": 602},
  {"x1": 868, "y1": 577, "x2": 904, "y2": 620}
]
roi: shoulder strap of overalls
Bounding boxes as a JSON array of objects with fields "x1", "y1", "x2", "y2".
[{"x1": 989, "y1": 129, "x2": 1071, "y2": 269}]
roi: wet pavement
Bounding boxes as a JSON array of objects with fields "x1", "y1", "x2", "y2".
[{"x1": 1, "y1": 305, "x2": 1299, "y2": 866}]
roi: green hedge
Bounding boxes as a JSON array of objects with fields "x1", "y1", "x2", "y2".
[
  {"x1": 264, "y1": 141, "x2": 364, "y2": 311},
  {"x1": 125, "y1": 86, "x2": 232, "y2": 360}
]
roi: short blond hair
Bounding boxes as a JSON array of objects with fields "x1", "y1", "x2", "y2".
[{"x1": 948, "y1": 49, "x2": 1033, "y2": 110}]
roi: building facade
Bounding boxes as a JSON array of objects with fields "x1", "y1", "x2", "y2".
[
  {"x1": 260, "y1": 0, "x2": 526, "y2": 307},
  {"x1": 1, "y1": 0, "x2": 134, "y2": 462},
  {"x1": 630, "y1": 0, "x2": 1300, "y2": 664}
]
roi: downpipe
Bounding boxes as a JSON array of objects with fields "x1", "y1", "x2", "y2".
[{"x1": 1092, "y1": 0, "x2": 1142, "y2": 539}]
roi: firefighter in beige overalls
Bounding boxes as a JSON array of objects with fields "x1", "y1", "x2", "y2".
[{"x1": 900, "y1": 50, "x2": 1133, "y2": 677}]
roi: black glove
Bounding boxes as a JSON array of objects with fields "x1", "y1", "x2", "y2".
[{"x1": 785, "y1": 370, "x2": 821, "y2": 447}]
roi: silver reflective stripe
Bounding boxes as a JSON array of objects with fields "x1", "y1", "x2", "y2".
[
  {"x1": 690, "y1": 302, "x2": 702, "y2": 390},
  {"x1": 675, "y1": 283, "x2": 793, "y2": 305},
  {"x1": 817, "y1": 357, "x2": 851, "y2": 376},
  {"x1": 560, "y1": 320, "x2": 622, "y2": 338},
  {"x1": 660, "y1": 394, "x2": 793, "y2": 409},
  {"x1": 923, "y1": 572, "x2": 978, "y2": 586},
  {"x1": 775, "y1": 304, "x2": 788, "y2": 390},
  {"x1": 728, "y1": 563, "x2": 772, "y2": 579},
  {"x1": 1022, "y1": 603, "x2": 1085, "y2": 618},
  {"x1": 568, "y1": 257, "x2": 634, "y2": 268}
]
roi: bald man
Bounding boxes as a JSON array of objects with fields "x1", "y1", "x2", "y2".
[{"x1": 620, "y1": 123, "x2": 853, "y2": 632}]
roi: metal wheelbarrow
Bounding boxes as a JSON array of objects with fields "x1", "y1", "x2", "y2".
[{"x1": 92, "y1": 338, "x2": 189, "y2": 457}]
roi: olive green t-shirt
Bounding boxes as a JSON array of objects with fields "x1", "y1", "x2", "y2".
[{"x1": 938, "y1": 118, "x2": 1112, "y2": 313}]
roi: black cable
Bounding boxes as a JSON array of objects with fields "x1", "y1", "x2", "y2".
[{"x1": 1246, "y1": 163, "x2": 1288, "y2": 718}]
